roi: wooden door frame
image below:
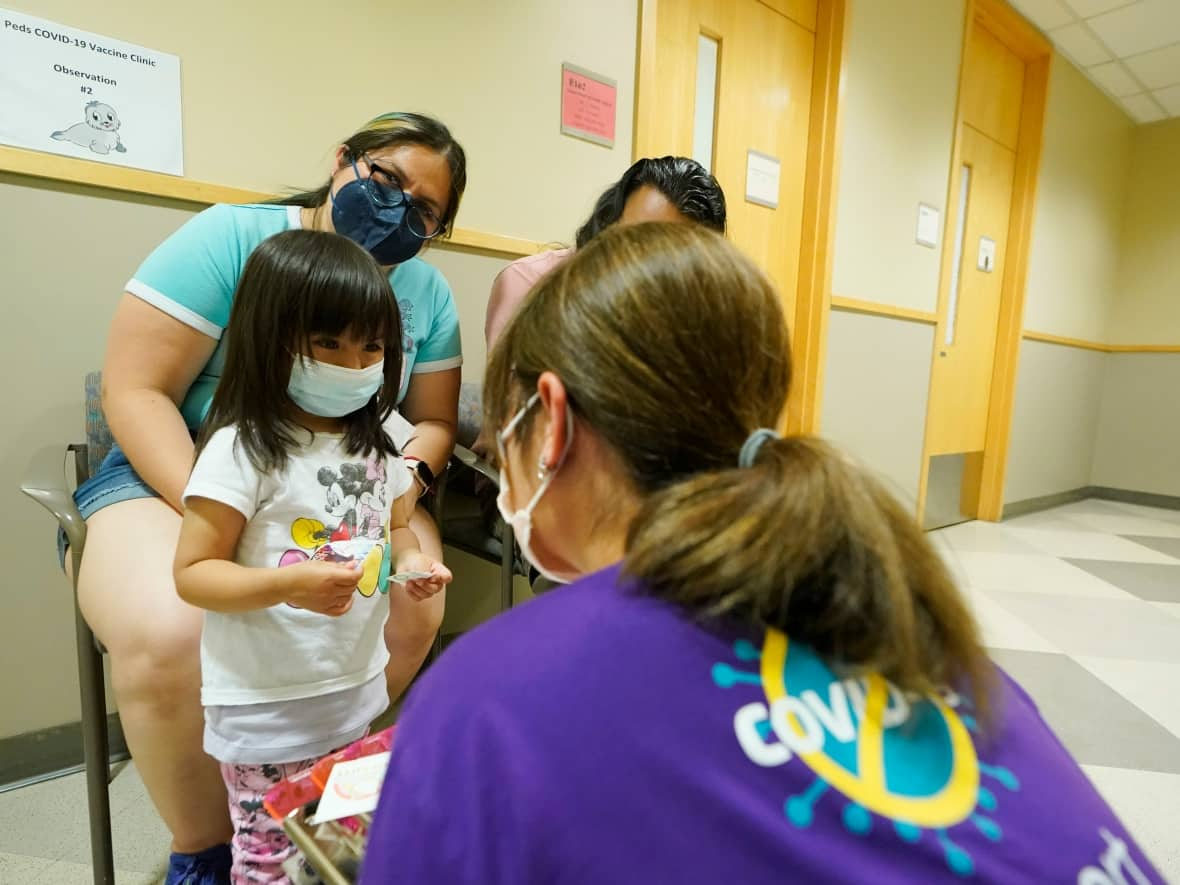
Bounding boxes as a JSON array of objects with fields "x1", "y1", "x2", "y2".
[
  {"x1": 633, "y1": 0, "x2": 848, "y2": 435},
  {"x1": 916, "y1": 0, "x2": 1051, "y2": 524}
]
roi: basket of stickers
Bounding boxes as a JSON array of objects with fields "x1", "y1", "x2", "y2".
[{"x1": 263, "y1": 726, "x2": 396, "y2": 885}]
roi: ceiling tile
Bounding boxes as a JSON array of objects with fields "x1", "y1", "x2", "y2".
[
  {"x1": 1088, "y1": 0, "x2": 1180, "y2": 57},
  {"x1": 1124, "y1": 42, "x2": 1180, "y2": 90},
  {"x1": 1051, "y1": 22, "x2": 1115, "y2": 65},
  {"x1": 1154, "y1": 83, "x2": 1180, "y2": 115},
  {"x1": 1064, "y1": 0, "x2": 1138, "y2": 17},
  {"x1": 1087, "y1": 60, "x2": 1145, "y2": 95},
  {"x1": 1012, "y1": 0, "x2": 1077, "y2": 31},
  {"x1": 1121, "y1": 92, "x2": 1169, "y2": 122}
]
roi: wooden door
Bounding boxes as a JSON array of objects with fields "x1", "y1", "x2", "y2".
[
  {"x1": 926, "y1": 123, "x2": 1017, "y2": 456},
  {"x1": 918, "y1": 3, "x2": 1050, "y2": 525},
  {"x1": 634, "y1": 0, "x2": 816, "y2": 325}
]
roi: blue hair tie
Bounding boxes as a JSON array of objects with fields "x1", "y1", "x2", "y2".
[{"x1": 738, "y1": 428, "x2": 780, "y2": 468}]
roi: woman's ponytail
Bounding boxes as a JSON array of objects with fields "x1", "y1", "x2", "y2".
[{"x1": 625, "y1": 434, "x2": 993, "y2": 723}]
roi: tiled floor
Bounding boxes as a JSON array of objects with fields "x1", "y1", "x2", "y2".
[
  {"x1": 0, "y1": 760, "x2": 170, "y2": 884},
  {"x1": 932, "y1": 497, "x2": 1180, "y2": 879},
  {"x1": 1, "y1": 497, "x2": 1178, "y2": 883}
]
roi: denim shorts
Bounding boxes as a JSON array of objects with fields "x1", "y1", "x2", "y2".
[{"x1": 57, "y1": 442, "x2": 161, "y2": 566}]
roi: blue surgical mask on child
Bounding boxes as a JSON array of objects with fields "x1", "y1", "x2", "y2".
[
  {"x1": 288, "y1": 357, "x2": 384, "y2": 418},
  {"x1": 330, "y1": 161, "x2": 425, "y2": 265}
]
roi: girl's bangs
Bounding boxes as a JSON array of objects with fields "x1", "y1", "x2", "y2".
[{"x1": 307, "y1": 274, "x2": 398, "y2": 345}]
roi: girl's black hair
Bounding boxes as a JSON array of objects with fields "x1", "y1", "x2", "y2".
[
  {"x1": 574, "y1": 156, "x2": 727, "y2": 248},
  {"x1": 196, "y1": 229, "x2": 403, "y2": 472}
]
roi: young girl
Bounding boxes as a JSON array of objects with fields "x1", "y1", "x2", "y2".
[{"x1": 173, "y1": 229, "x2": 451, "y2": 884}]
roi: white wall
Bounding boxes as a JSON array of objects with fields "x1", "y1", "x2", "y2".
[
  {"x1": 1092, "y1": 354, "x2": 1180, "y2": 498},
  {"x1": 1, "y1": 175, "x2": 196, "y2": 736},
  {"x1": 1005, "y1": 341, "x2": 1107, "y2": 502},
  {"x1": 1086, "y1": 118, "x2": 1180, "y2": 500},
  {"x1": 821, "y1": 311, "x2": 935, "y2": 505},
  {"x1": 3, "y1": 0, "x2": 638, "y2": 245},
  {"x1": 1022, "y1": 60, "x2": 1133, "y2": 341},
  {"x1": 1108, "y1": 118, "x2": 1180, "y2": 345},
  {"x1": 1004, "y1": 57, "x2": 1133, "y2": 504}
]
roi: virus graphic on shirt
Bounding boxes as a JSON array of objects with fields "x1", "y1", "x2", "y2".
[{"x1": 712, "y1": 630, "x2": 1021, "y2": 877}]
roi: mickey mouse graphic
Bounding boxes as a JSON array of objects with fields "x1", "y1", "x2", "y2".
[{"x1": 276, "y1": 458, "x2": 389, "y2": 597}]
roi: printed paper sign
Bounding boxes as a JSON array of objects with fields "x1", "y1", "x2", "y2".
[
  {"x1": 916, "y1": 203, "x2": 941, "y2": 248},
  {"x1": 561, "y1": 63, "x2": 616, "y2": 148},
  {"x1": 312, "y1": 751, "x2": 391, "y2": 823},
  {"x1": 745, "y1": 150, "x2": 781, "y2": 209},
  {"x1": 0, "y1": 8, "x2": 183, "y2": 175}
]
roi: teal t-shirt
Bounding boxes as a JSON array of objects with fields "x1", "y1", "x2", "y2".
[{"x1": 126, "y1": 203, "x2": 462, "y2": 429}]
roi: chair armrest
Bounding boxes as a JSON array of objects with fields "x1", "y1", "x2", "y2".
[
  {"x1": 451, "y1": 444, "x2": 498, "y2": 486},
  {"x1": 21, "y1": 445, "x2": 87, "y2": 555}
]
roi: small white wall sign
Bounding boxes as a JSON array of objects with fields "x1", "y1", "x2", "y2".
[
  {"x1": 745, "y1": 150, "x2": 780, "y2": 209},
  {"x1": 916, "y1": 203, "x2": 940, "y2": 248}
]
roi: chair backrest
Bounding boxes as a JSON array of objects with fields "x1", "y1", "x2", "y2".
[
  {"x1": 84, "y1": 371, "x2": 115, "y2": 478},
  {"x1": 457, "y1": 381, "x2": 483, "y2": 450}
]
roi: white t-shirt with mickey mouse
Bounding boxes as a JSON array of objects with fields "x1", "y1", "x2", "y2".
[{"x1": 183, "y1": 423, "x2": 412, "y2": 763}]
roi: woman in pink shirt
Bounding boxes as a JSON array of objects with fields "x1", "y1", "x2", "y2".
[{"x1": 484, "y1": 156, "x2": 727, "y2": 347}]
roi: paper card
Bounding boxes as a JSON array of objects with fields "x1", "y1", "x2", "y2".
[
  {"x1": 561, "y1": 63, "x2": 617, "y2": 148},
  {"x1": 0, "y1": 7, "x2": 183, "y2": 175},
  {"x1": 390, "y1": 571, "x2": 432, "y2": 583},
  {"x1": 312, "y1": 751, "x2": 391, "y2": 824},
  {"x1": 916, "y1": 203, "x2": 941, "y2": 248},
  {"x1": 745, "y1": 150, "x2": 780, "y2": 209}
]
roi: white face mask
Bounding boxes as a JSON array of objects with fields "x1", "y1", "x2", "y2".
[
  {"x1": 495, "y1": 392, "x2": 580, "y2": 584},
  {"x1": 288, "y1": 357, "x2": 384, "y2": 418}
]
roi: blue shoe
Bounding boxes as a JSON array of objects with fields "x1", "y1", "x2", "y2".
[{"x1": 164, "y1": 843, "x2": 232, "y2": 885}]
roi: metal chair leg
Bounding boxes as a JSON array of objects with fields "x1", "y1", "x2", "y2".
[
  {"x1": 500, "y1": 523, "x2": 515, "y2": 613},
  {"x1": 72, "y1": 542, "x2": 114, "y2": 885},
  {"x1": 75, "y1": 606, "x2": 114, "y2": 885}
]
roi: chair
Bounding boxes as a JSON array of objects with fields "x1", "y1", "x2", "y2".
[{"x1": 20, "y1": 371, "x2": 115, "y2": 885}]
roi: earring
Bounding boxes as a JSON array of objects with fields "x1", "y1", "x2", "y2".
[{"x1": 537, "y1": 457, "x2": 548, "y2": 480}]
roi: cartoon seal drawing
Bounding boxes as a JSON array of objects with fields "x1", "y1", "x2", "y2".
[{"x1": 52, "y1": 101, "x2": 126, "y2": 155}]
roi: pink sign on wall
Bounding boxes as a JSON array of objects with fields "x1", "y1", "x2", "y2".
[{"x1": 561, "y1": 63, "x2": 617, "y2": 148}]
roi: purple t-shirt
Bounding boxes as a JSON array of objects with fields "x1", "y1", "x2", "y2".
[{"x1": 361, "y1": 564, "x2": 1161, "y2": 884}]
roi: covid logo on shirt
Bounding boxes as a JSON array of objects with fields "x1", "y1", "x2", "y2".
[{"x1": 713, "y1": 630, "x2": 1021, "y2": 877}]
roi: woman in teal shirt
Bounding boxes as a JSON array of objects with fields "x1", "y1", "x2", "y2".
[{"x1": 71, "y1": 112, "x2": 465, "y2": 884}]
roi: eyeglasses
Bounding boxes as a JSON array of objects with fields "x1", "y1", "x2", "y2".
[{"x1": 351, "y1": 154, "x2": 445, "y2": 239}]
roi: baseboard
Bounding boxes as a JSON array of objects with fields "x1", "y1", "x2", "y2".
[
  {"x1": 0, "y1": 714, "x2": 128, "y2": 792},
  {"x1": 1002, "y1": 487, "x2": 1093, "y2": 519},
  {"x1": 1089, "y1": 486, "x2": 1180, "y2": 511},
  {"x1": 1002, "y1": 485, "x2": 1180, "y2": 520}
]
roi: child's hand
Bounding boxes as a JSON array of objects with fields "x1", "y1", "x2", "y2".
[
  {"x1": 282, "y1": 560, "x2": 359, "y2": 616},
  {"x1": 394, "y1": 551, "x2": 453, "y2": 602}
]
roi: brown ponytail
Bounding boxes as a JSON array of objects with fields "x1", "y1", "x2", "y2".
[
  {"x1": 626, "y1": 434, "x2": 992, "y2": 721},
  {"x1": 484, "y1": 222, "x2": 993, "y2": 721}
]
